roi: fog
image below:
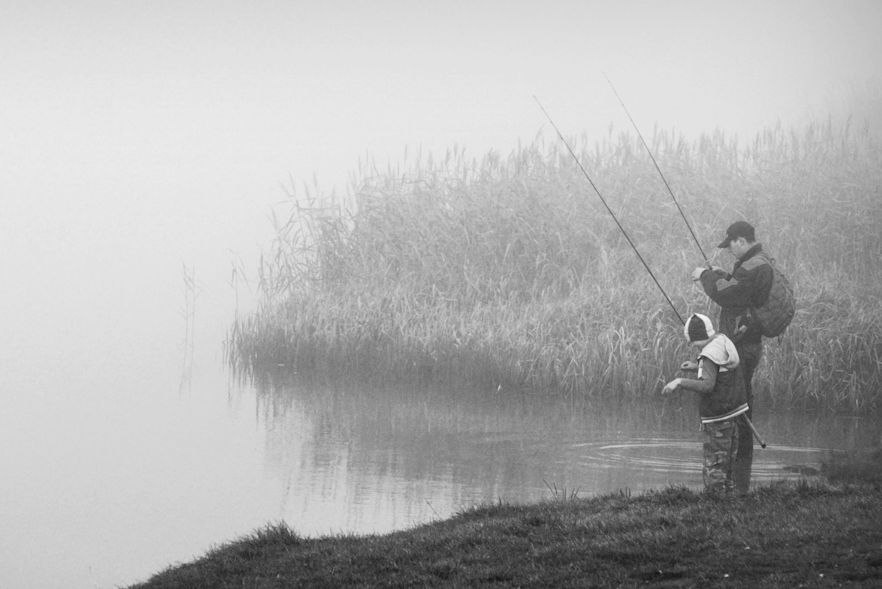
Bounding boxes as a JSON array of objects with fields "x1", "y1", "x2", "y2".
[
  {"x1": 3, "y1": 2, "x2": 880, "y2": 339},
  {"x1": 1, "y1": 1, "x2": 881, "y2": 587}
]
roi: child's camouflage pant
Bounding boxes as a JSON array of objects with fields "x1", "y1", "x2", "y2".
[{"x1": 702, "y1": 419, "x2": 740, "y2": 493}]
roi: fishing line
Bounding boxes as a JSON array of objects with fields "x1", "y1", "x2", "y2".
[
  {"x1": 533, "y1": 96, "x2": 685, "y2": 325},
  {"x1": 603, "y1": 74, "x2": 710, "y2": 266}
]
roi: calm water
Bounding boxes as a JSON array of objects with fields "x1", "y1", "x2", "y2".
[
  {"x1": 252, "y1": 375, "x2": 879, "y2": 536},
  {"x1": 2, "y1": 317, "x2": 878, "y2": 589}
]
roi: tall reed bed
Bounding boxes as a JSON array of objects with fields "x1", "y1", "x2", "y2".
[{"x1": 229, "y1": 120, "x2": 882, "y2": 412}]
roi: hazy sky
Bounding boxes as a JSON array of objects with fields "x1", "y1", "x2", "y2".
[{"x1": 1, "y1": 0, "x2": 880, "y2": 358}]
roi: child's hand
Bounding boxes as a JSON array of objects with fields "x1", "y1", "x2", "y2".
[
  {"x1": 680, "y1": 360, "x2": 698, "y2": 372},
  {"x1": 661, "y1": 378, "x2": 682, "y2": 396}
]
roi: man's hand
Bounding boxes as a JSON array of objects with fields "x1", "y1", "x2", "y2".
[
  {"x1": 691, "y1": 267, "x2": 706, "y2": 281},
  {"x1": 661, "y1": 378, "x2": 682, "y2": 396}
]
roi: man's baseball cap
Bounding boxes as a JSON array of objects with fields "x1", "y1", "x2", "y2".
[{"x1": 717, "y1": 221, "x2": 756, "y2": 248}]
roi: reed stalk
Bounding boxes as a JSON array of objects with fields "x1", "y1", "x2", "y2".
[{"x1": 228, "y1": 118, "x2": 882, "y2": 412}]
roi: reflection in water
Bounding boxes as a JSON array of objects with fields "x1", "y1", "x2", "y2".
[{"x1": 245, "y1": 374, "x2": 880, "y2": 537}]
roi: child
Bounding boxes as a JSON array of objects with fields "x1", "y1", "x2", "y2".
[{"x1": 662, "y1": 313, "x2": 750, "y2": 493}]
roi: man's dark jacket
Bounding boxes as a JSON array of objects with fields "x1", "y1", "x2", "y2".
[{"x1": 699, "y1": 244, "x2": 774, "y2": 345}]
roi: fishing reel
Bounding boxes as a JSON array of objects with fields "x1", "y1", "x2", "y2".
[{"x1": 679, "y1": 360, "x2": 699, "y2": 372}]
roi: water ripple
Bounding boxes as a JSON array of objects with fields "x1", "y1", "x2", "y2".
[{"x1": 574, "y1": 438, "x2": 826, "y2": 479}]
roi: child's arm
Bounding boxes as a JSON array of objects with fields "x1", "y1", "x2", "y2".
[{"x1": 662, "y1": 358, "x2": 718, "y2": 395}]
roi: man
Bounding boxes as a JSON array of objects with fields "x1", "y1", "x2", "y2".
[{"x1": 691, "y1": 221, "x2": 773, "y2": 494}]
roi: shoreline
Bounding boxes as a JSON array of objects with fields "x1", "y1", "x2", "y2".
[{"x1": 131, "y1": 451, "x2": 882, "y2": 588}]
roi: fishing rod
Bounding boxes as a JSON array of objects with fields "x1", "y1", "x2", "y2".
[
  {"x1": 539, "y1": 95, "x2": 769, "y2": 447},
  {"x1": 534, "y1": 96, "x2": 685, "y2": 325},
  {"x1": 742, "y1": 415, "x2": 768, "y2": 449},
  {"x1": 603, "y1": 74, "x2": 711, "y2": 267}
]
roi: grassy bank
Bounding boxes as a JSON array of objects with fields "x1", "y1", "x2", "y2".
[
  {"x1": 131, "y1": 452, "x2": 882, "y2": 588},
  {"x1": 228, "y1": 120, "x2": 882, "y2": 411}
]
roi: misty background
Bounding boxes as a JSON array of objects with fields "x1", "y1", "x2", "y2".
[
  {"x1": 1, "y1": 1, "x2": 881, "y2": 588},
  {"x1": 3, "y1": 2, "x2": 880, "y2": 361}
]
